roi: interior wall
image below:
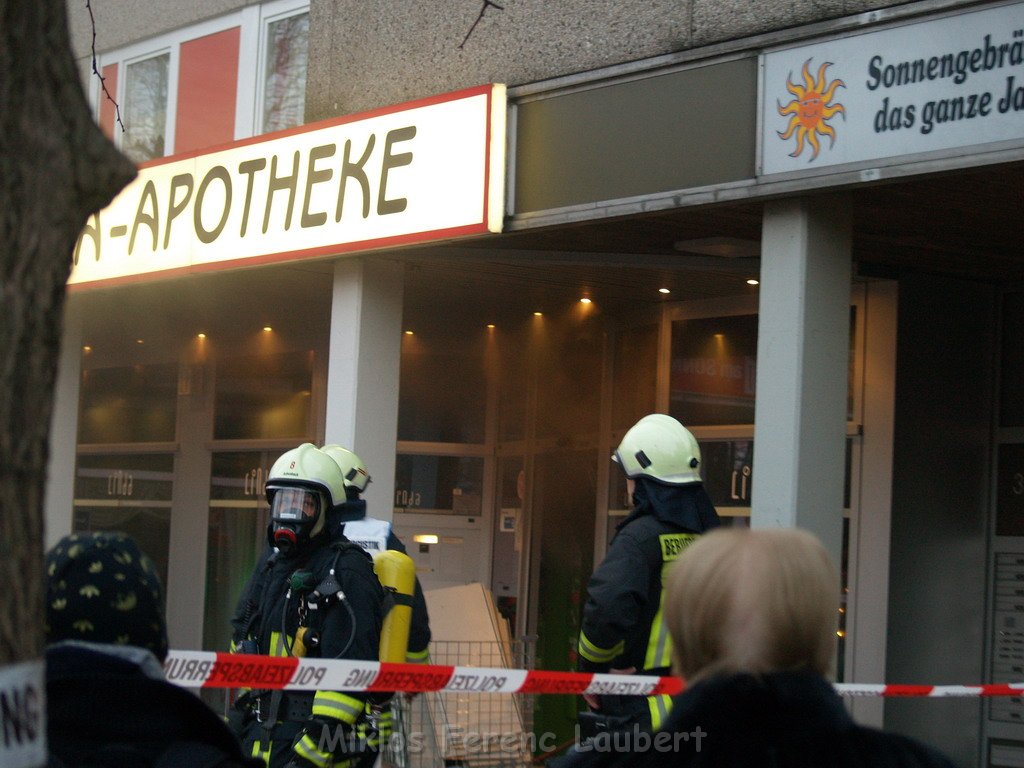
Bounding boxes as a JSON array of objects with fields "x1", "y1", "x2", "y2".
[{"x1": 885, "y1": 274, "x2": 995, "y2": 766}]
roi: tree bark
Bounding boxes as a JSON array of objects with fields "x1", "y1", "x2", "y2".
[{"x1": 0, "y1": 0, "x2": 135, "y2": 681}]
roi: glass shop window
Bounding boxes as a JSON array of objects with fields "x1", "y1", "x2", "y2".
[
  {"x1": 398, "y1": 335, "x2": 487, "y2": 444},
  {"x1": 670, "y1": 315, "x2": 758, "y2": 427},
  {"x1": 261, "y1": 11, "x2": 309, "y2": 133},
  {"x1": 612, "y1": 323, "x2": 658, "y2": 431},
  {"x1": 1000, "y1": 292, "x2": 1024, "y2": 428},
  {"x1": 204, "y1": 451, "x2": 275, "y2": 653},
  {"x1": 78, "y1": 363, "x2": 178, "y2": 444},
  {"x1": 214, "y1": 351, "x2": 313, "y2": 440},
  {"x1": 393, "y1": 455, "x2": 485, "y2": 515},
  {"x1": 122, "y1": 52, "x2": 170, "y2": 163},
  {"x1": 498, "y1": 335, "x2": 528, "y2": 443},
  {"x1": 72, "y1": 453, "x2": 174, "y2": 588}
]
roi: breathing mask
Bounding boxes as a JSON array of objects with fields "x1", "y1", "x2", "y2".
[{"x1": 268, "y1": 485, "x2": 326, "y2": 556}]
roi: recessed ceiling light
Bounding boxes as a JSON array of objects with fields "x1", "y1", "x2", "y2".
[
  {"x1": 533, "y1": 312, "x2": 543, "y2": 317},
  {"x1": 82, "y1": 345, "x2": 92, "y2": 353},
  {"x1": 197, "y1": 333, "x2": 206, "y2": 339},
  {"x1": 659, "y1": 288, "x2": 671, "y2": 294},
  {"x1": 746, "y1": 278, "x2": 760, "y2": 286},
  {"x1": 404, "y1": 330, "x2": 414, "y2": 335},
  {"x1": 262, "y1": 326, "x2": 273, "y2": 332},
  {"x1": 135, "y1": 339, "x2": 144, "y2": 345},
  {"x1": 486, "y1": 324, "x2": 495, "y2": 329},
  {"x1": 579, "y1": 297, "x2": 592, "y2": 304}
]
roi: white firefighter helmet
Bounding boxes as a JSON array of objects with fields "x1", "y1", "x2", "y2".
[
  {"x1": 321, "y1": 444, "x2": 372, "y2": 493},
  {"x1": 612, "y1": 414, "x2": 702, "y2": 485},
  {"x1": 265, "y1": 443, "x2": 346, "y2": 554}
]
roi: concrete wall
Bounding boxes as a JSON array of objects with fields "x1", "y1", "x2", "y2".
[
  {"x1": 67, "y1": 0, "x2": 992, "y2": 121},
  {"x1": 66, "y1": 0, "x2": 257, "y2": 61},
  {"x1": 305, "y1": 0, "x2": 923, "y2": 118},
  {"x1": 885, "y1": 274, "x2": 995, "y2": 767}
]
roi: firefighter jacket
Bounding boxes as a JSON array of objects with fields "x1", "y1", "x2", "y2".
[
  {"x1": 230, "y1": 532, "x2": 385, "y2": 768},
  {"x1": 334, "y1": 501, "x2": 433, "y2": 663},
  {"x1": 577, "y1": 479, "x2": 720, "y2": 731}
]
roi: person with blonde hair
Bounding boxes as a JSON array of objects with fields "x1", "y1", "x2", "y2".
[{"x1": 556, "y1": 527, "x2": 957, "y2": 768}]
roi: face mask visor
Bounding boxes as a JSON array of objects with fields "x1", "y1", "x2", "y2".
[{"x1": 268, "y1": 486, "x2": 322, "y2": 555}]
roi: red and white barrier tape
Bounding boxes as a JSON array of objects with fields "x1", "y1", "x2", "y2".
[{"x1": 163, "y1": 651, "x2": 1024, "y2": 698}]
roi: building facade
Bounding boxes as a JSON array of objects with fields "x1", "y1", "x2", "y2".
[{"x1": 58, "y1": 0, "x2": 1024, "y2": 764}]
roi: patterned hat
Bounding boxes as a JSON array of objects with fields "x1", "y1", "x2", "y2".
[{"x1": 45, "y1": 532, "x2": 169, "y2": 661}]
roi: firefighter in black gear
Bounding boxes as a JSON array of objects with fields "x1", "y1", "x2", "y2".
[
  {"x1": 576, "y1": 414, "x2": 721, "y2": 734},
  {"x1": 320, "y1": 444, "x2": 433, "y2": 762},
  {"x1": 230, "y1": 443, "x2": 385, "y2": 768},
  {"x1": 321, "y1": 444, "x2": 432, "y2": 662}
]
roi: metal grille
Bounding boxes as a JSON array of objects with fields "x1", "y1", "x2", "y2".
[{"x1": 383, "y1": 638, "x2": 537, "y2": 768}]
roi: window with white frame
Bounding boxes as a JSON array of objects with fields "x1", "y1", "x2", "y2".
[
  {"x1": 93, "y1": 0, "x2": 310, "y2": 159},
  {"x1": 260, "y1": 6, "x2": 309, "y2": 133},
  {"x1": 122, "y1": 52, "x2": 170, "y2": 163}
]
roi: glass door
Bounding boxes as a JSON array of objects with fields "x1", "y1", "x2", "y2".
[{"x1": 203, "y1": 450, "x2": 278, "y2": 653}]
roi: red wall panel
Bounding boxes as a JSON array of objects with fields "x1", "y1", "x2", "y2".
[
  {"x1": 99, "y1": 63, "x2": 118, "y2": 139},
  {"x1": 175, "y1": 27, "x2": 240, "y2": 154}
]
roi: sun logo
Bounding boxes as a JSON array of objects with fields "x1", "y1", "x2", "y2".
[{"x1": 777, "y1": 59, "x2": 845, "y2": 161}]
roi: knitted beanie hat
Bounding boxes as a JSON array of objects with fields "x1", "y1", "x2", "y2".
[{"x1": 45, "y1": 532, "x2": 169, "y2": 661}]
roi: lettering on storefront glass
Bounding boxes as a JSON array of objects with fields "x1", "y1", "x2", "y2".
[
  {"x1": 395, "y1": 489, "x2": 422, "y2": 508},
  {"x1": 730, "y1": 465, "x2": 752, "y2": 502},
  {"x1": 243, "y1": 468, "x2": 266, "y2": 496},
  {"x1": 107, "y1": 470, "x2": 133, "y2": 497}
]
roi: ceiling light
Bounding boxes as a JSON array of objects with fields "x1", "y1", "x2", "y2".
[
  {"x1": 82, "y1": 345, "x2": 92, "y2": 353},
  {"x1": 197, "y1": 333, "x2": 206, "y2": 339},
  {"x1": 659, "y1": 288, "x2": 671, "y2": 295},
  {"x1": 673, "y1": 236, "x2": 760, "y2": 258},
  {"x1": 135, "y1": 339, "x2": 144, "y2": 345},
  {"x1": 404, "y1": 330, "x2": 414, "y2": 335},
  {"x1": 746, "y1": 278, "x2": 760, "y2": 285},
  {"x1": 579, "y1": 297, "x2": 592, "y2": 304},
  {"x1": 486, "y1": 324, "x2": 495, "y2": 329},
  {"x1": 533, "y1": 312, "x2": 543, "y2": 317},
  {"x1": 262, "y1": 326, "x2": 273, "y2": 332}
]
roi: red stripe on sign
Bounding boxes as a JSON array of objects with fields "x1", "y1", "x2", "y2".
[
  {"x1": 204, "y1": 653, "x2": 299, "y2": 689},
  {"x1": 367, "y1": 662, "x2": 454, "y2": 693},
  {"x1": 519, "y1": 671, "x2": 594, "y2": 695},
  {"x1": 883, "y1": 685, "x2": 935, "y2": 697}
]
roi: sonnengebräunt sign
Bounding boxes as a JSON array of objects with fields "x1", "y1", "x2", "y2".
[{"x1": 760, "y1": 2, "x2": 1024, "y2": 176}]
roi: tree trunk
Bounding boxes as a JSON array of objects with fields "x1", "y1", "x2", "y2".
[{"x1": 0, "y1": 0, "x2": 134, "y2": 762}]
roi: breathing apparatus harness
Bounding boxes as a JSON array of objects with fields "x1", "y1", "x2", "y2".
[{"x1": 280, "y1": 540, "x2": 361, "y2": 660}]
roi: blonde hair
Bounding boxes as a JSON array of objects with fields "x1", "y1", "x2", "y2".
[{"x1": 663, "y1": 527, "x2": 838, "y2": 682}]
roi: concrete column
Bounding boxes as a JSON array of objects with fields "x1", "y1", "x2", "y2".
[
  {"x1": 751, "y1": 196, "x2": 852, "y2": 567},
  {"x1": 165, "y1": 356, "x2": 213, "y2": 650},
  {"x1": 848, "y1": 280, "x2": 898, "y2": 727},
  {"x1": 324, "y1": 258, "x2": 404, "y2": 521},
  {"x1": 44, "y1": 299, "x2": 83, "y2": 548}
]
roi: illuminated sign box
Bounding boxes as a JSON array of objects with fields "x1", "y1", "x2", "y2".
[
  {"x1": 760, "y1": 2, "x2": 1024, "y2": 176},
  {"x1": 71, "y1": 84, "x2": 507, "y2": 287}
]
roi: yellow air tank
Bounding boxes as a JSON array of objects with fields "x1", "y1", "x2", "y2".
[{"x1": 372, "y1": 550, "x2": 416, "y2": 663}]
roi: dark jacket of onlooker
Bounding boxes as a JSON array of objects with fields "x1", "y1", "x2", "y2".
[
  {"x1": 559, "y1": 669, "x2": 958, "y2": 768},
  {"x1": 47, "y1": 641, "x2": 261, "y2": 768},
  {"x1": 44, "y1": 532, "x2": 260, "y2": 768}
]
